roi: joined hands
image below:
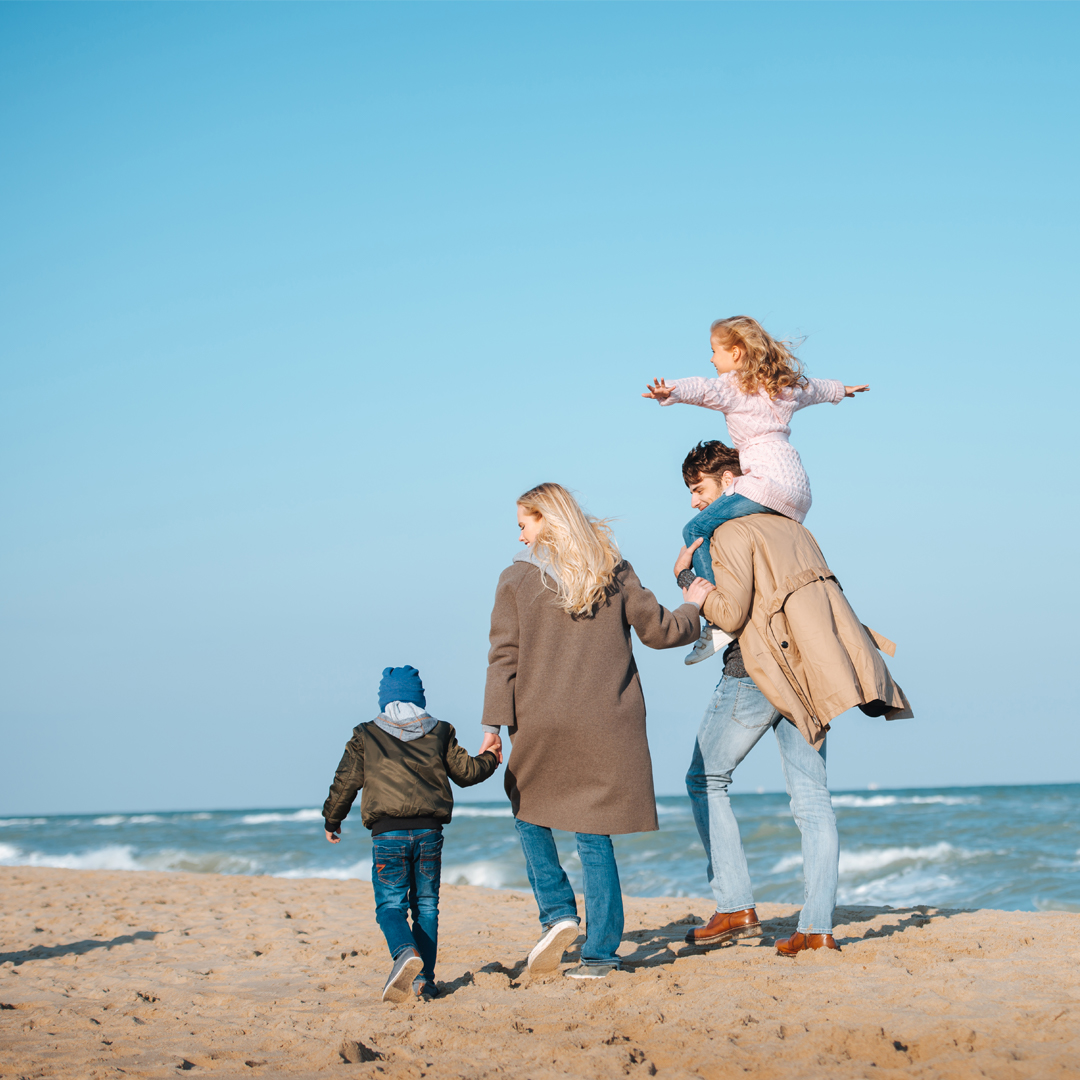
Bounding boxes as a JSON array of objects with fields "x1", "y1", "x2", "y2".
[{"x1": 479, "y1": 732, "x2": 503, "y2": 764}]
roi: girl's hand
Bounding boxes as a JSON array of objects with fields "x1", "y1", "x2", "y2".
[
  {"x1": 325, "y1": 829, "x2": 340, "y2": 844},
  {"x1": 642, "y1": 378, "x2": 674, "y2": 401},
  {"x1": 673, "y1": 538, "x2": 703, "y2": 578},
  {"x1": 682, "y1": 577, "x2": 715, "y2": 608},
  {"x1": 844, "y1": 384, "x2": 869, "y2": 397},
  {"x1": 479, "y1": 731, "x2": 503, "y2": 764}
]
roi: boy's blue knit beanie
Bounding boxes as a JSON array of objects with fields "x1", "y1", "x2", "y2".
[{"x1": 378, "y1": 665, "x2": 426, "y2": 711}]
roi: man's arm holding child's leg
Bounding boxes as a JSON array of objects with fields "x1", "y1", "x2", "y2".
[
  {"x1": 695, "y1": 529, "x2": 755, "y2": 634},
  {"x1": 322, "y1": 730, "x2": 365, "y2": 842}
]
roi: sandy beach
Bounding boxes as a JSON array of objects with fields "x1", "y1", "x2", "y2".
[{"x1": 1, "y1": 866, "x2": 1077, "y2": 1079}]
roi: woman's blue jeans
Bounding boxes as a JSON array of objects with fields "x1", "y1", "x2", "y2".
[
  {"x1": 371, "y1": 828, "x2": 442, "y2": 983},
  {"x1": 683, "y1": 492, "x2": 776, "y2": 583},
  {"x1": 514, "y1": 818, "x2": 623, "y2": 968},
  {"x1": 685, "y1": 676, "x2": 839, "y2": 934}
]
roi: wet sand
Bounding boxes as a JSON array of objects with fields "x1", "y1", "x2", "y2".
[{"x1": 1, "y1": 866, "x2": 1077, "y2": 1079}]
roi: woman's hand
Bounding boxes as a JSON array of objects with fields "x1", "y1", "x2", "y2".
[
  {"x1": 844, "y1": 384, "x2": 869, "y2": 397},
  {"x1": 479, "y1": 731, "x2": 503, "y2": 764},
  {"x1": 673, "y1": 538, "x2": 703, "y2": 578},
  {"x1": 642, "y1": 377, "x2": 674, "y2": 402},
  {"x1": 682, "y1": 577, "x2": 715, "y2": 608},
  {"x1": 325, "y1": 829, "x2": 340, "y2": 844}
]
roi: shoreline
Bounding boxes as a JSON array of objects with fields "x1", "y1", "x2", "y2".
[{"x1": 2, "y1": 867, "x2": 1077, "y2": 1079}]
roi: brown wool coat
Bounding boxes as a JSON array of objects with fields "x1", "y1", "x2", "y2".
[
  {"x1": 701, "y1": 514, "x2": 913, "y2": 750},
  {"x1": 482, "y1": 560, "x2": 700, "y2": 836}
]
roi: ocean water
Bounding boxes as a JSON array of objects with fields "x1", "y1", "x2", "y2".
[{"x1": 1, "y1": 785, "x2": 1077, "y2": 913}]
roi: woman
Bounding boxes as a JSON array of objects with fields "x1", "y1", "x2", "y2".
[{"x1": 479, "y1": 483, "x2": 713, "y2": 979}]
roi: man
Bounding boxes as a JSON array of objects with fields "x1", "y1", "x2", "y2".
[{"x1": 675, "y1": 441, "x2": 912, "y2": 955}]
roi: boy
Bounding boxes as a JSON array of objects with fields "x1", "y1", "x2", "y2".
[{"x1": 323, "y1": 665, "x2": 499, "y2": 1002}]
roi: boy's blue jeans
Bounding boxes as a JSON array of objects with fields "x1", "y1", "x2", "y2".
[
  {"x1": 514, "y1": 818, "x2": 623, "y2": 968},
  {"x1": 683, "y1": 493, "x2": 777, "y2": 584},
  {"x1": 684, "y1": 676, "x2": 839, "y2": 934},
  {"x1": 371, "y1": 828, "x2": 442, "y2": 984}
]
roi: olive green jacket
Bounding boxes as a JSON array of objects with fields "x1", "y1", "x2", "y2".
[{"x1": 322, "y1": 720, "x2": 498, "y2": 832}]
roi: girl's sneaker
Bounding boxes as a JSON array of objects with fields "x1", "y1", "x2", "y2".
[
  {"x1": 684, "y1": 623, "x2": 733, "y2": 665},
  {"x1": 382, "y1": 950, "x2": 423, "y2": 1003},
  {"x1": 413, "y1": 977, "x2": 440, "y2": 1000}
]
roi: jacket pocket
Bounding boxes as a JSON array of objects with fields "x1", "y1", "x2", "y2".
[{"x1": 763, "y1": 568, "x2": 836, "y2": 719}]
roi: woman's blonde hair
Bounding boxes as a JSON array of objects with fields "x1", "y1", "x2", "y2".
[
  {"x1": 711, "y1": 315, "x2": 807, "y2": 399},
  {"x1": 517, "y1": 483, "x2": 621, "y2": 617}
]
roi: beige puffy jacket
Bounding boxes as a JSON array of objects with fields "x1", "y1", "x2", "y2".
[{"x1": 701, "y1": 514, "x2": 912, "y2": 750}]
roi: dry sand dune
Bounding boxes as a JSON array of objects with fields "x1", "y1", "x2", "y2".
[{"x1": 0, "y1": 866, "x2": 1077, "y2": 1079}]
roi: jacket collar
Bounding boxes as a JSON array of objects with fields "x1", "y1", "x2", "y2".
[{"x1": 513, "y1": 545, "x2": 565, "y2": 589}]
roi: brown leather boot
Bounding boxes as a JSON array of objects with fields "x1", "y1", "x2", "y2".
[
  {"x1": 684, "y1": 908, "x2": 762, "y2": 947},
  {"x1": 775, "y1": 931, "x2": 840, "y2": 956}
]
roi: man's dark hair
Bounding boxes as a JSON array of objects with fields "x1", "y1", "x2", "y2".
[{"x1": 682, "y1": 440, "x2": 743, "y2": 487}]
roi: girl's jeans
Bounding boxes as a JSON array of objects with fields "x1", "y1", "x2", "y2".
[
  {"x1": 684, "y1": 676, "x2": 839, "y2": 934},
  {"x1": 514, "y1": 818, "x2": 623, "y2": 967},
  {"x1": 371, "y1": 828, "x2": 443, "y2": 983},
  {"x1": 683, "y1": 492, "x2": 777, "y2": 584}
]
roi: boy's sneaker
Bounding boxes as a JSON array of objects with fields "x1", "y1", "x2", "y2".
[
  {"x1": 684, "y1": 623, "x2": 733, "y2": 666},
  {"x1": 382, "y1": 949, "x2": 424, "y2": 1003},
  {"x1": 413, "y1": 977, "x2": 440, "y2": 1001},
  {"x1": 564, "y1": 963, "x2": 619, "y2": 979},
  {"x1": 527, "y1": 919, "x2": 580, "y2": 975}
]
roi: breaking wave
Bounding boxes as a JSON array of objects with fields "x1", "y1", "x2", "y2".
[
  {"x1": 241, "y1": 809, "x2": 324, "y2": 825},
  {"x1": 831, "y1": 795, "x2": 979, "y2": 809}
]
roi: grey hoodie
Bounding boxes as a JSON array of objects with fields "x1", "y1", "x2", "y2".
[{"x1": 374, "y1": 700, "x2": 440, "y2": 742}]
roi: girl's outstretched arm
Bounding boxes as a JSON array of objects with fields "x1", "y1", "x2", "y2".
[
  {"x1": 644, "y1": 375, "x2": 740, "y2": 412},
  {"x1": 844, "y1": 384, "x2": 869, "y2": 397}
]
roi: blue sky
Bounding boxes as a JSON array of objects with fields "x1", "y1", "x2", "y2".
[{"x1": 2, "y1": 2, "x2": 1077, "y2": 815}]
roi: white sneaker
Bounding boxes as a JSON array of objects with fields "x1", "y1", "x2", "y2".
[
  {"x1": 527, "y1": 919, "x2": 580, "y2": 975},
  {"x1": 684, "y1": 624, "x2": 733, "y2": 666}
]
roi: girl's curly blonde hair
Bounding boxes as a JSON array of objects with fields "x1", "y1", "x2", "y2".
[
  {"x1": 712, "y1": 315, "x2": 807, "y2": 399},
  {"x1": 517, "y1": 483, "x2": 621, "y2": 617}
]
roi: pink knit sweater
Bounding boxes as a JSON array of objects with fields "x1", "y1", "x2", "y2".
[{"x1": 662, "y1": 373, "x2": 846, "y2": 523}]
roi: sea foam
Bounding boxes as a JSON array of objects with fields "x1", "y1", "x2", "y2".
[
  {"x1": 768, "y1": 842, "x2": 970, "y2": 877},
  {"x1": 241, "y1": 809, "x2": 324, "y2": 825},
  {"x1": 442, "y1": 859, "x2": 519, "y2": 889},
  {"x1": 831, "y1": 794, "x2": 979, "y2": 809},
  {"x1": 839, "y1": 842, "x2": 966, "y2": 874}
]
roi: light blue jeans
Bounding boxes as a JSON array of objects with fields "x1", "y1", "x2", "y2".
[
  {"x1": 685, "y1": 676, "x2": 839, "y2": 934},
  {"x1": 513, "y1": 818, "x2": 623, "y2": 967}
]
